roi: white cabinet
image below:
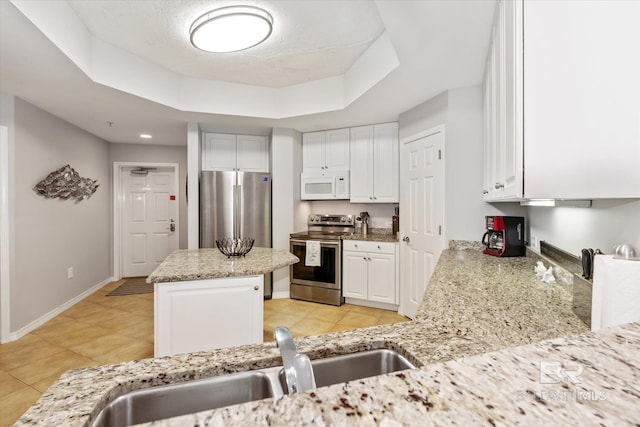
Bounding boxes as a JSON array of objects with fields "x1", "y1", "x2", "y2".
[
  {"x1": 343, "y1": 240, "x2": 398, "y2": 309},
  {"x1": 483, "y1": 0, "x2": 640, "y2": 200},
  {"x1": 202, "y1": 133, "x2": 269, "y2": 172},
  {"x1": 154, "y1": 276, "x2": 263, "y2": 357},
  {"x1": 350, "y1": 122, "x2": 399, "y2": 203},
  {"x1": 302, "y1": 128, "x2": 350, "y2": 173}
]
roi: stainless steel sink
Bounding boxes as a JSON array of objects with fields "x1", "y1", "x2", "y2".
[
  {"x1": 91, "y1": 349, "x2": 415, "y2": 427},
  {"x1": 91, "y1": 370, "x2": 276, "y2": 427},
  {"x1": 278, "y1": 348, "x2": 415, "y2": 392}
]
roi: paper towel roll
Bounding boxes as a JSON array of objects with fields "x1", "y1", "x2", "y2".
[{"x1": 592, "y1": 255, "x2": 640, "y2": 330}]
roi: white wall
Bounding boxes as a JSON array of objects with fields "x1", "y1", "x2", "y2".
[
  {"x1": 13, "y1": 98, "x2": 111, "y2": 332},
  {"x1": 109, "y1": 143, "x2": 188, "y2": 249},
  {"x1": 399, "y1": 86, "x2": 526, "y2": 244},
  {"x1": 271, "y1": 128, "x2": 306, "y2": 296},
  {"x1": 526, "y1": 200, "x2": 640, "y2": 257}
]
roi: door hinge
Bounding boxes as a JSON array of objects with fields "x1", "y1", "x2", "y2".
[
  {"x1": 438, "y1": 149, "x2": 442, "y2": 160},
  {"x1": 438, "y1": 225, "x2": 442, "y2": 235}
]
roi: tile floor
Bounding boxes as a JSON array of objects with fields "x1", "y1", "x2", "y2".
[{"x1": 0, "y1": 279, "x2": 409, "y2": 426}]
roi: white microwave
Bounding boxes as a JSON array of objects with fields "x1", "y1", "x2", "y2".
[{"x1": 301, "y1": 170, "x2": 350, "y2": 200}]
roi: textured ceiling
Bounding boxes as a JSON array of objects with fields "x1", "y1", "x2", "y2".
[
  {"x1": 67, "y1": 0, "x2": 385, "y2": 88},
  {"x1": 1, "y1": 0, "x2": 497, "y2": 145}
]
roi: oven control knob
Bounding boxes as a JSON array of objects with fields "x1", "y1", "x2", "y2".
[{"x1": 340, "y1": 217, "x2": 346, "y2": 222}]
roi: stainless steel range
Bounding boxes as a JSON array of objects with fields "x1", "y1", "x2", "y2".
[{"x1": 289, "y1": 214, "x2": 355, "y2": 306}]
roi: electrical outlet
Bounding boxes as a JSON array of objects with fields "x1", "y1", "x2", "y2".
[
  {"x1": 67, "y1": 267, "x2": 74, "y2": 279},
  {"x1": 531, "y1": 235, "x2": 539, "y2": 249}
]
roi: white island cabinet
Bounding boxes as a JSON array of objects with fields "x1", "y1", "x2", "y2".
[{"x1": 148, "y1": 248, "x2": 299, "y2": 357}]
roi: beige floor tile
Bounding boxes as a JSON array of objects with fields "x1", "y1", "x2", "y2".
[
  {"x1": 69, "y1": 333, "x2": 146, "y2": 360},
  {"x1": 30, "y1": 372, "x2": 73, "y2": 394},
  {"x1": 0, "y1": 333, "x2": 44, "y2": 355},
  {"x1": 37, "y1": 324, "x2": 113, "y2": 349},
  {"x1": 289, "y1": 318, "x2": 336, "y2": 338},
  {"x1": 0, "y1": 371, "x2": 27, "y2": 397},
  {"x1": 0, "y1": 338, "x2": 67, "y2": 372},
  {"x1": 377, "y1": 313, "x2": 410, "y2": 325},
  {"x1": 337, "y1": 311, "x2": 381, "y2": 328},
  {"x1": 74, "y1": 306, "x2": 126, "y2": 325},
  {"x1": 93, "y1": 340, "x2": 154, "y2": 365},
  {"x1": 63, "y1": 301, "x2": 112, "y2": 319},
  {"x1": 0, "y1": 386, "x2": 42, "y2": 427},
  {"x1": 8, "y1": 350, "x2": 97, "y2": 385},
  {"x1": 118, "y1": 319, "x2": 154, "y2": 343},
  {"x1": 305, "y1": 305, "x2": 347, "y2": 323}
]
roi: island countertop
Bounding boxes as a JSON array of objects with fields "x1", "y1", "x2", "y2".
[
  {"x1": 15, "y1": 245, "x2": 640, "y2": 426},
  {"x1": 146, "y1": 247, "x2": 299, "y2": 283}
]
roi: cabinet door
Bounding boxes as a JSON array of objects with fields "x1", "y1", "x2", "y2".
[
  {"x1": 342, "y1": 251, "x2": 368, "y2": 299},
  {"x1": 202, "y1": 133, "x2": 236, "y2": 171},
  {"x1": 236, "y1": 135, "x2": 269, "y2": 172},
  {"x1": 368, "y1": 253, "x2": 396, "y2": 304},
  {"x1": 325, "y1": 128, "x2": 350, "y2": 170},
  {"x1": 523, "y1": 0, "x2": 640, "y2": 198},
  {"x1": 372, "y1": 123, "x2": 399, "y2": 203},
  {"x1": 154, "y1": 277, "x2": 263, "y2": 357},
  {"x1": 349, "y1": 125, "x2": 373, "y2": 202},
  {"x1": 302, "y1": 131, "x2": 325, "y2": 172}
]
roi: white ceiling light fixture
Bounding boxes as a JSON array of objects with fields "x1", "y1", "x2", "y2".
[{"x1": 190, "y1": 6, "x2": 273, "y2": 53}]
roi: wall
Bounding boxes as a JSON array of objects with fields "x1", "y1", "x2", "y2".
[
  {"x1": 526, "y1": 200, "x2": 640, "y2": 257},
  {"x1": 399, "y1": 86, "x2": 526, "y2": 243},
  {"x1": 13, "y1": 98, "x2": 110, "y2": 332},
  {"x1": 109, "y1": 143, "x2": 188, "y2": 249},
  {"x1": 271, "y1": 128, "x2": 307, "y2": 296}
]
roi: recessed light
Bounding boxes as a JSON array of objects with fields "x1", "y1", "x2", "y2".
[
  {"x1": 190, "y1": 6, "x2": 273, "y2": 53},
  {"x1": 139, "y1": 134, "x2": 152, "y2": 139}
]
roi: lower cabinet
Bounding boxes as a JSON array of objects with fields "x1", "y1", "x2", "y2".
[
  {"x1": 154, "y1": 275, "x2": 263, "y2": 357},
  {"x1": 343, "y1": 240, "x2": 398, "y2": 309}
]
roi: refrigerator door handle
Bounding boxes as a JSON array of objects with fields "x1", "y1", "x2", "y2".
[{"x1": 233, "y1": 183, "x2": 239, "y2": 239}]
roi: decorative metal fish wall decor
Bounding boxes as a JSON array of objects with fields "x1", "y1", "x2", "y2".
[{"x1": 34, "y1": 164, "x2": 99, "y2": 202}]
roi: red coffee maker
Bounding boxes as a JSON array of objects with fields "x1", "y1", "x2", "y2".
[{"x1": 482, "y1": 216, "x2": 525, "y2": 257}]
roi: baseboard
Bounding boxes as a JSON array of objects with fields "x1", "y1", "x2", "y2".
[
  {"x1": 271, "y1": 290, "x2": 290, "y2": 299},
  {"x1": 344, "y1": 297, "x2": 399, "y2": 312},
  {"x1": 10, "y1": 276, "x2": 114, "y2": 342}
]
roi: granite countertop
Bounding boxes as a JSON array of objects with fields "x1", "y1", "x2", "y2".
[
  {"x1": 342, "y1": 228, "x2": 398, "y2": 243},
  {"x1": 16, "y1": 246, "x2": 640, "y2": 426},
  {"x1": 146, "y1": 247, "x2": 299, "y2": 283}
]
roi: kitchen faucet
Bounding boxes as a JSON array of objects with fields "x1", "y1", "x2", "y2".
[{"x1": 274, "y1": 326, "x2": 316, "y2": 394}]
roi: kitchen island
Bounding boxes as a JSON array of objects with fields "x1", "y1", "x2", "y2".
[
  {"x1": 15, "y1": 244, "x2": 640, "y2": 426},
  {"x1": 147, "y1": 247, "x2": 299, "y2": 357}
]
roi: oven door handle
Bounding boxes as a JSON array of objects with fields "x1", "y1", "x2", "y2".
[{"x1": 290, "y1": 239, "x2": 340, "y2": 247}]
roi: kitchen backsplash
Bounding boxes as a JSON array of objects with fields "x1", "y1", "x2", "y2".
[{"x1": 303, "y1": 200, "x2": 398, "y2": 229}]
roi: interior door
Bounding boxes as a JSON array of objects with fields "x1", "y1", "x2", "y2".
[
  {"x1": 399, "y1": 128, "x2": 445, "y2": 318},
  {"x1": 122, "y1": 167, "x2": 178, "y2": 277}
]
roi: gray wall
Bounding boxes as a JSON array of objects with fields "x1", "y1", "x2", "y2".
[
  {"x1": 399, "y1": 86, "x2": 526, "y2": 244},
  {"x1": 109, "y1": 143, "x2": 188, "y2": 249},
  {"x1": 526, "y1": 200, "x2": 640, "y2": 257},
  {"x1": 13, "y1": 98, "x2": 111, "y2": 331}
]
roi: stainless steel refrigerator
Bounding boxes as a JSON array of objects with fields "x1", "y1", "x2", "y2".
[{"x1": 200, "y1": 171, "x2": 272, "y2": 297}]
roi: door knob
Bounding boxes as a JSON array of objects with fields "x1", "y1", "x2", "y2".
[{"x1": 402, "y1": 236, "x2": 410, "y2": 243}]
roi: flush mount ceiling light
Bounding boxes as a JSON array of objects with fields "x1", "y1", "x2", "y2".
[{"x1": 190, "y1": 6, "x2": 273, "y2": 53}]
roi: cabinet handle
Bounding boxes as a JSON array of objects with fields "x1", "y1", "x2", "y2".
[
  {"x1": 482, "y1": 190, "x2": 489, "y2": 194},
  {"x1": 354, "y1": 244, "x2": 358, "y2": 248},
  {"x1": 254, "y1": 286, "x2": 259, "y2": 291},
  {"x1": 494, "y1": 182, "x2": 504, "y2": 189},
  {"x1": 363, "y1": 257, "x2": 367, "y2": 260},
  {"x1": 377, "y1": 245, "x2": 381, "y2": 249}
]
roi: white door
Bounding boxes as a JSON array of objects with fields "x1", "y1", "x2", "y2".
[
  {"x1": 122, "y1": 167, "x2": 178, "y2": 277},
  {"x1": 399, "y1": 127, "x2": 445, "y2": 318}
]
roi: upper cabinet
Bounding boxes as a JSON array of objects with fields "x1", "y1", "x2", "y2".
[
  {"x1": 483, "y1": 0, "x2": 640, "y2": 200},
  {"x1": 302, "y1": 128, "x2": 350, "y2": 173},
  {"x1": 350, "y1": 122, "x2": 399, "y2": 203},
  {"x1": 202, "y1": 133, "x2": 269, "y2": 172}
]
